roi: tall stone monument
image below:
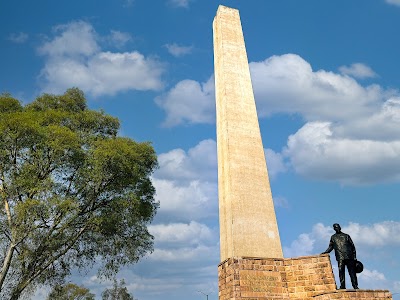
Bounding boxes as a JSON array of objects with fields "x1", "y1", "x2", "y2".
[
  {"x1": 213, "y1": 4, "x2": 282, "y2": 262},
  {"x1": 213, "y1": 5, "x2": 393, "y2": 300}
]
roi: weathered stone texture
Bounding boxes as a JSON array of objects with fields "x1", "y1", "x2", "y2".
[
  {"x1": 213, "y1": 4, "x2": 283, "y2": 262},
  {"x1": 218, "y1": 255, "x2": 392, "y2": 300}
]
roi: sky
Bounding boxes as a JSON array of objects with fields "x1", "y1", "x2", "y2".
[{"x1": 1, "y1": 0, "x2": 400, "y2": 299}]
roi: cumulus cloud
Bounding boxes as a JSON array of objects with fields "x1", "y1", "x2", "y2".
[
  {"x1": 107, "y1": 30, "x2": 132, "y2": 48},
  {"x1": 359, "y1": 269, "x2": 386, "y2": 281},
  {"x1": 334, "y1": 97, "x2": 400, "y2": 141},
  {"x1": 344, "y1": 221, "x2": 400, "y2": 247},
  {"x1": 37, "y1": 21, "x2": 164, "y2": 96},
  {"x1": 250, "y1": 54, "x2": 386, "y2": 121},
  {"x1": 164, "y1": 43, "x2": 193, "y2": 57},
  {"x1": 149, "y1": 221, "x2": 214, "y2": 246},
  {"x1": 283, "y1": 223, "x2": 331, "y2": 257},
  {"x1": 141, "y1": 142, "x2": 220, "y2": 290},
  {"x1": 386, "y1": 0, "x2": 400, "y2": 6},
  {"x1": 150, "y1": 244, "x2": 217, "y2": 262},
  {"x1": 155, "y1": 139, "x2": 217, "y2": 182},
  {"x1": 38, "y1": 21, "x2": 98, "y2": 57},
  {"x1": 284, "y1": 122, "x2": 400, "y2": 185},
  {"x1": 152, "y1": 178, "x2": 217, "y2": 221},
  {"x1": 148, "y1": 221, "x2": 217, "y2": 262},
  {"x1": 153, "y1": 140, "x2": 217, "y2": 221},
  {"x1": 155, "y1": 77, "x2": 214, "y2": 127},
  {"x1": 284, "y1": 233, "x2": 315, "y2": 257},
  {"x1": 265, "y1": 148, "x2": 287, "y2": 178},
  {"x1": 8, "y1": 32, "x2": 28, "y2": 43},
  {"x1": 339, "y1": 63, "x2": 377, "y2": 79}
]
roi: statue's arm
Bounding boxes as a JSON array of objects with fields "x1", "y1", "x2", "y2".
[
  {"x1": 321, "y1": 238, "x2": 334, "y2": 254},
  {"x1": 348, "y1": 235, "x2": 356, "y2": 259}
]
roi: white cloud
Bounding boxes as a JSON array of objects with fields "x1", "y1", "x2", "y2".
[
  {"x1": 344, "y1": 221, "x2": 400, "y2": 247},
  {"x1": 152, "y1": 178, "x2": 217, "y2": 221},
  {"x1": 8, "y1": 32, "x2": 28, "y2": 44},
  {"x1": 250, "y1": 54, "x2": 384, "y2": 121},
  {"x1": 284, "y1": 122, "x2": 400, "y2": 185},
  {"x1": 339, "y1": 63, "x2": 377, "y2": 79},
  {"x1": 334, "y1": 97, "x2": 400, "y2": 141},
  {"x1": 168, "y1": 0, "x2": 193, "y2": 8},
  {"x1": 283, "y1": 223, "x2": 331, "y2": 257},
  {"x1": 149, "y1": 221, "x2": 214, "y2": 246},
  {"x1": 356, "y1": 268, "x2": 396, "y2": 291},
  {"x1": 38, "y1": 21, "x2": 99, "y2": 57},
  {"x1": 148, "y1": 222, "x2": 218, "y2": 264},
  {"x1": 155, "y1": 139, "x2": 217, "y2": 182},
  {"x1": 155, "y1": 78, "x2": 214, "y2": 127},
  {"x1": 164, "y1": 43, "x2": 193, "y2": 57},
  {"x1": 149, "y1": 245, "x2": 216, "y2": 261},
  {"x1": 359, "y1": 269, "x2": 386, "y2": 281},
  {"x1": 108, "y1": 30, "x2": 132, "y2": 48},
  {"x1": 284, "y1": 233, "x2": 315, "y2": 257},
  {"x1": 265, "y1": 148, "x2": 287, "y2": 178},
  {"x1": 386, "y1": 0, "x2": 400, "y2": 6},
  {"x1": 38, "y1": 21, "x2": 164, "y2": 96},
  {"x1": 152, "y1": 140, "x2": 218, "y2": 221}
]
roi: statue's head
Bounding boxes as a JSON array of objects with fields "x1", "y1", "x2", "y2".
[{"x1": 333, "y1": 223, "x2": 341, "y2": 233}]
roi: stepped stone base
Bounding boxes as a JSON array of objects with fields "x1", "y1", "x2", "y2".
[
  {"x1": 313, "y1": 290, "x2": 392, "y2": 300},
  {"x1": 218, "y1": 255, "x2": 392, "y2": 300}
]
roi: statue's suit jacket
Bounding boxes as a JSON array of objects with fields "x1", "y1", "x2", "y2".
[{"x1": 325, "y1": 232, "x2": 356, "y2": 261}]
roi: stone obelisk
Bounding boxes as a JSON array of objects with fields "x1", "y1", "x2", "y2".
[{"x1": 213, "y1": 5, "x2": 283, "y2": 261}]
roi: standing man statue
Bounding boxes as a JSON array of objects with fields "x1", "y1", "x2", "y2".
[{"x1": 322, "y1": 223, "x2": 359, "y2": 290}]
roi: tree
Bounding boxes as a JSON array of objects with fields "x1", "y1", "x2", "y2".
[
  {"x1": 47, "y1": 283, "x2": 95, "y2": 300},
  {"x1": 0, "y1": 89, "x2": 158, "y2": 299},
  {"x1": 101, "y1": 279, "x2": 134, "y2": 300}
]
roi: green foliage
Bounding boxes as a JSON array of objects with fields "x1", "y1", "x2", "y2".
[
  {"x1": 0, "y1": 88, "x2": 158, "y2": 299},
  {"x1": 0, "y1": 93, "x2": 22, "y2": 113},
  {"x1": 101, "y1": 280, "x2": 135, "y2": 300},
  {"x1": 47, "y1": 283, "x2": 95, "y2": 300}
]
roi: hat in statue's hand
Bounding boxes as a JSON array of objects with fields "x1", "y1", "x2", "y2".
[{"x1": 355, "y1": 260, "x2": 364, "y2": 273}]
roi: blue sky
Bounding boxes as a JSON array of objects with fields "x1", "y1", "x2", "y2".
[{"x1": 1, "y1": 0, "x2": 400, "y2": 299}]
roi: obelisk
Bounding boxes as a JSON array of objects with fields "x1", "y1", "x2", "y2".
[{"x1": 213, "y1": 5, "x2": 283, "y2": 261}]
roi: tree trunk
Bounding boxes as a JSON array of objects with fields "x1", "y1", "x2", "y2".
[
  {"x1": 0, "y1": 190, "x2": 15, "y2": 292},
  {"x1": 0, "y1": 243, "x2": 15, "y2": 290}
]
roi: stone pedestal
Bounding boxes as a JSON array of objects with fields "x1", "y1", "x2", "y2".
[{"x1": 218, "y1": 255, "x2": 392, "y2": 300}]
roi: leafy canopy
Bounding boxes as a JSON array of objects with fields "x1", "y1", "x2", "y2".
[
  {"x1": 101, "y1": 279, "x2": 135, "y2": 300},
  {"x1": 0, "y1": 88, "x2": 158, "y2": 300},
  {"x1": 47, "y1": 283, "x2": 95, "y2": 300}
]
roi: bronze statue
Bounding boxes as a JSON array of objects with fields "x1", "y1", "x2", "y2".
[{"x1": 322, "y1": 223, "x2": 359, "y2": 289}]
